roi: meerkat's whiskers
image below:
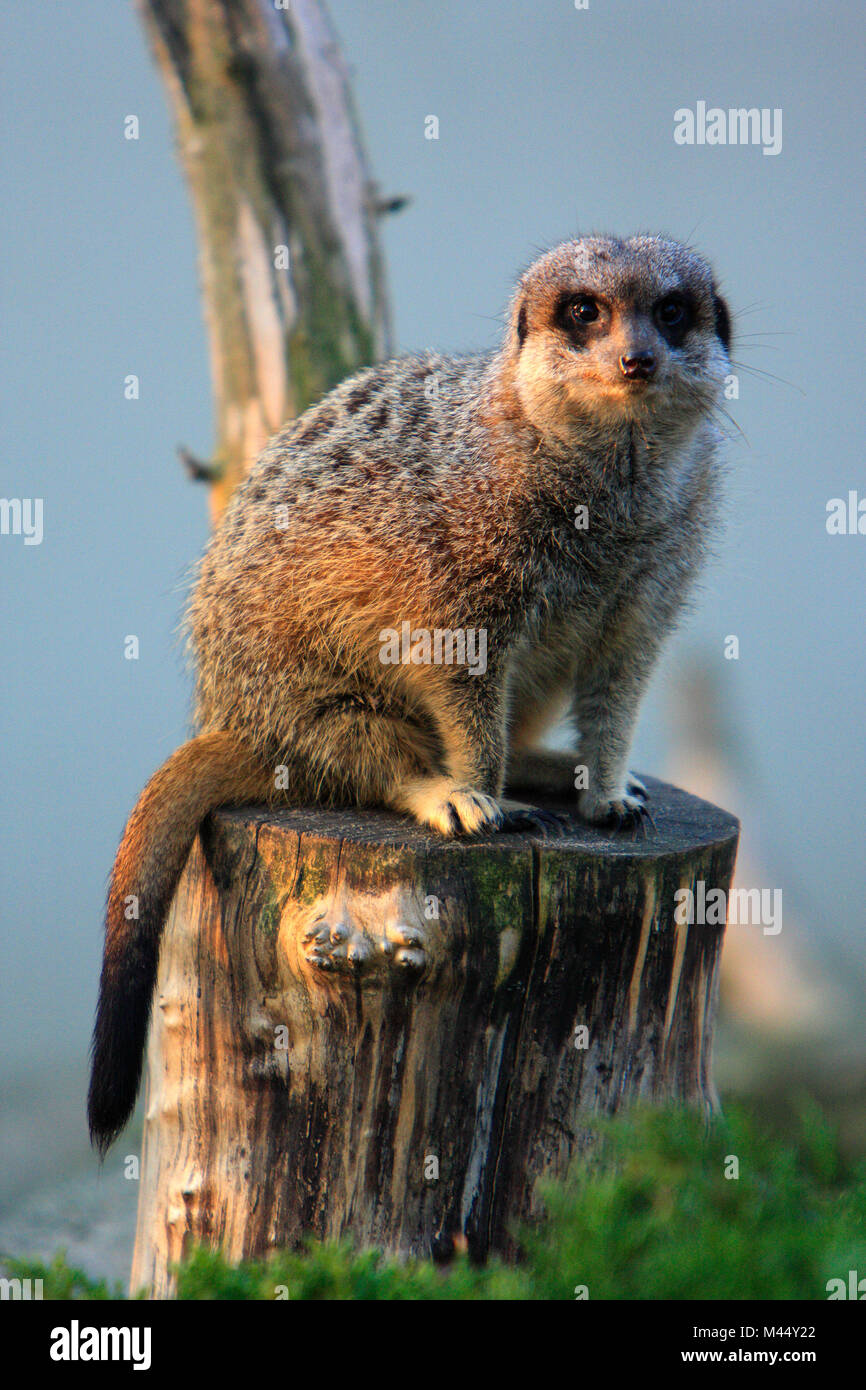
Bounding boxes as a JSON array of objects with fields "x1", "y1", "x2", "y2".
[{"x1": 728, "y1": 360, "x2": 805, "y2": 395}]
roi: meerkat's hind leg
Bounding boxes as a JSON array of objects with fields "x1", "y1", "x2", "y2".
[
  {"x1": 390, "y1": 675, "x2": 572, "y2": 838},
  {"x1": 282, "y1": 685, "x2": 509, "y2": 837},
  {"x1": 388, "y1": 675, "x2": 513, "y2": 837},
  {"x1": 283, "y1": 688, "x2": 516, "y2": 838},
  {"x1": 281, "y1": 688, "x2": 445, "y2": 810}
]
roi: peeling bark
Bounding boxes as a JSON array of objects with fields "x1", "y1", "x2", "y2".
[{"x1": 131, "y1": 778, "x2": 739, "y2": 1297}]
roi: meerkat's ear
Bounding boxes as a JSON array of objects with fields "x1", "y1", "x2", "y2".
[
  {"x1": 712, "y1": 291, "x2": 731, "y2": 352},
  {"x1": 516, "y1": 300, "x2": 528, "y2": 350}
]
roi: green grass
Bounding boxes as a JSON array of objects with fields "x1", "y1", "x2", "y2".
[
  {"x1": 0, "y1": 1249, "x2": 126, "y2": 1301},
  {"x1": 4, "y1": 1101, "x2": 865, "y2": 1300}
]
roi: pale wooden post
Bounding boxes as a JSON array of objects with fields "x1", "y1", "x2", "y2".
[{"x1": 137, "y1": 0, "x2": 393, "y2": 519}]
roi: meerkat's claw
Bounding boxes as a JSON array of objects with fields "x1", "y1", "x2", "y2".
[
  {"x1": 600, "y1": 796, "x2": 653, "y2": 834},
  {"x1": 497, "y1": 805, "x2": 572, "y2": 838},
  {"x1": 444, "y1": 787, "x2": 505, "y2": 836}
]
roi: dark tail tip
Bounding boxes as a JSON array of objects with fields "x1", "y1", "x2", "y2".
[{"x1": 87, "y1": 934, "x2": 158, "y2": 1157}]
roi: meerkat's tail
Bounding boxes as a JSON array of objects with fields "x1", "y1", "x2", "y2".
[{"x1": 87, "y1": 730, "x2": 272, "y2": 1157}]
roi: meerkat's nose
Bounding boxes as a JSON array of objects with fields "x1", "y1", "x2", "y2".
[{"x1": 619, "y1": 351, "x2": 656, "y2": 381}]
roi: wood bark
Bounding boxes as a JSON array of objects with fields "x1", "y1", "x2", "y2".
[
  {"x1": 137, "y1": 0, "x2": 392, "y2": 519},
  {"x1": 131, "y1": 778, "x2": 739, "y2": 1297}
]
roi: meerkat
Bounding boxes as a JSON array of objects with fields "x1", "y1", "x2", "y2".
[{"x1": 88, "y1": 234, "x2": 731, "y2": 1153}]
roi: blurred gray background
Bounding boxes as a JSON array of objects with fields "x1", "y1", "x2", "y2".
[{"x1": 1, "y1": 0, "x2": 864, "y2": 1280}]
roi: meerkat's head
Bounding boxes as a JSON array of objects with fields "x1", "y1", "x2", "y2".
[{"x1": 507, "y1": 236, "x2": 731, "y2": 440}]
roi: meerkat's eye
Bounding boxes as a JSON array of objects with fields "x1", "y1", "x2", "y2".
[
  {"x1": 554, "y1": 291, "x2": 605, "y2": 339},
  {"x1": 653, "y1": 293, "x2": 696, "y2": 346},
  {"x1": 570, "y1": 296, "x2": 599, "y2": 324},
  {"x1": 656, "y1": 297, "x2": 685, "y2": 327}
]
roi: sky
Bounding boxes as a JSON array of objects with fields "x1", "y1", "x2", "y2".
[{"x1": 1, "y1": 0, "x2": 864, "y2": 1092}]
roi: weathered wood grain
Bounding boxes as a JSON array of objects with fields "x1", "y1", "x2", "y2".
[
  {"x1": 137, "y1": 0, "x2": 391, "y2": 518},
  {"x1": 131, "y1": 778, "x2": 738, "y2": 1296}
]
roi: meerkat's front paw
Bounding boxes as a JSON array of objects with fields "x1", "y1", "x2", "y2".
[
  {"x1": 577, "y1": 787, "x2": 650, "y2": 831},
  {"x1": 399, "y1": 777, "x2": 505, "y2": 836}
]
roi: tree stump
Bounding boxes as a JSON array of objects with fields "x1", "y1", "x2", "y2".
[{"x1": 130, "y1": 777, "x2": 738, "y2": 1297}]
